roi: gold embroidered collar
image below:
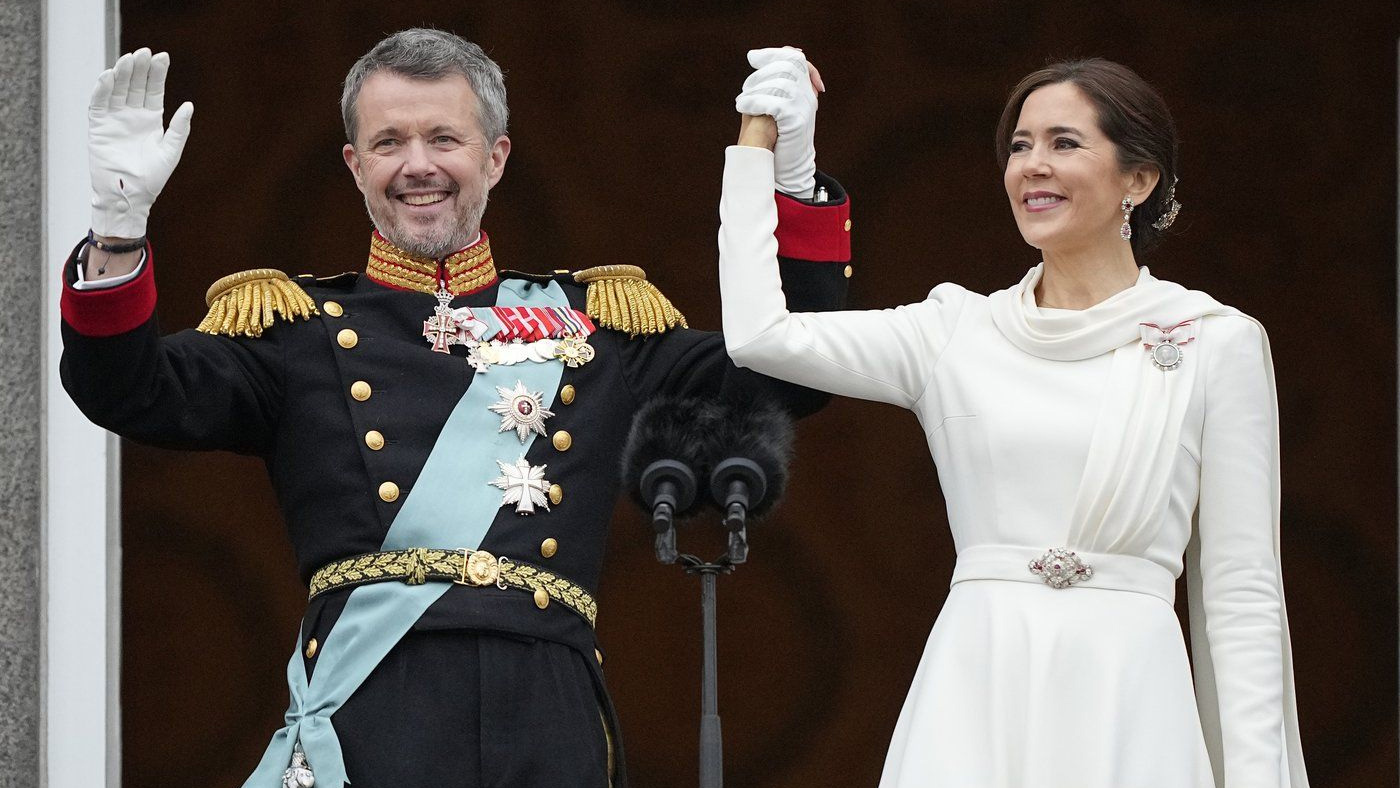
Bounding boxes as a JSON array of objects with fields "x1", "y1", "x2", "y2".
[{"x1": 366, "y1": 231, "x2": 499, "y2": 296}]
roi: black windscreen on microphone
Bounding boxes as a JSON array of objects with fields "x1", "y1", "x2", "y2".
[
  {"x1": 703, "y1": 396, "x2": 795, "y2": 527},
  {"x1": 619, "y1": 396, "x2": 711, "y2": 524}
]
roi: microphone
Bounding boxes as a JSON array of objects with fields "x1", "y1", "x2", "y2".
[
  {"x1": 702, "y1": 396, "x2": 794, "y2": 563},
  {"x1": 620, "y1": 397, "x2": 710, "y2": 563}
]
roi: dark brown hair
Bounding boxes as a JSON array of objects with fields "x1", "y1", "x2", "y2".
[{"x1": 995, "y1": 58, "x2": 1179, "y2": 253}]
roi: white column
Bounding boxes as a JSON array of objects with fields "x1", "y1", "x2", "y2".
[{"x1": 41, "y1": 0, "x2": 120, "y2": 786}]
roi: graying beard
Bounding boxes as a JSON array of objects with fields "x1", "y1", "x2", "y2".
[{"x1": 364, "y1": 187, "x2": 489, "y2": 260}]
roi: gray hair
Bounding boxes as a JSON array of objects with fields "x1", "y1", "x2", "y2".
[{"x1": 341, "y1": 28, "x2": 508, "y2": 145}]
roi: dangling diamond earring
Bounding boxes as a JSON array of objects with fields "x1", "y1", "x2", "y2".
[{"x1": 1119, "y1": 196, "x2": 1134, "y2": 241}]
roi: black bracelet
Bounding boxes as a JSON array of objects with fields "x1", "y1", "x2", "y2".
[{"x1": 86, "y1": 230, "x2": 147, "y2": 255}]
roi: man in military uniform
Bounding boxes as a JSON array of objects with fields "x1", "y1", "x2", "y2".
[{"x1": 60, "y1": 30, "x2": 850, "y2": 788}]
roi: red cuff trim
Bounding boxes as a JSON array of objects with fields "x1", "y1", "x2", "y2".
[
  {"x1": 774, "y1": 192, "x2": 852, "y2": 263},
  {"x1": 60, "y1": 242, "x2": 158, "y2": 337}
]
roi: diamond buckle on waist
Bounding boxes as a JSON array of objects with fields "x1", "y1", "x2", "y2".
[{"x1": 1028, "y1": 547, "x2": 1094, "y2": 589}]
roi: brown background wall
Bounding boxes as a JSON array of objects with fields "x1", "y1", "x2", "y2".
[{"x1": 114, "y1": 1, "x2": 1397, "y2": 785}]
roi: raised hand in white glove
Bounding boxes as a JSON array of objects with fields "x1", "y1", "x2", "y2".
[
  {"x1": 734, "y1": 47, "x2": 823, "y2": 199},
  {"x1": 89, "y1": 48, "x2": 194, "y2": 239}
]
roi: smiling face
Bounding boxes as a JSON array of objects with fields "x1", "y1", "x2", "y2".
[
  {"x1": 342, "y1": 71, "x2": 510, "y2": 260},
  {"x1": 1003, "y1": 81, "x2": 1156, "y2": 255}
]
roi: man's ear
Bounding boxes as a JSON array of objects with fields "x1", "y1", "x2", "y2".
[
  {"x1": 343, "y1": 143, "x2": 367, "y2": 194},
  {"x1": 485, "y1": 135, "x2": 511, "y2": 190}
]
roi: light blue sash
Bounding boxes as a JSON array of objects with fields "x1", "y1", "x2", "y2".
[{"x1": 244, "y1": 279, "x2": 569, "y2": 787}]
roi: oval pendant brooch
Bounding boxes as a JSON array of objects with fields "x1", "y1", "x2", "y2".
[{"x1": 1139, "y1": 321, "x2": 1196, "y2": 372}]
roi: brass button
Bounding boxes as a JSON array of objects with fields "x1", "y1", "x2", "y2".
[
  {"x1": 548, "y1": 484, "x2": 563, "y2": 506},
  {"x1": 559, "y1": 384, "x2": 576, "y2": 405},
  {"x1": 365, "y1": 430, "x2": 385, "y2": 450},
  {"x1": 843, "y1": 265, "x2": 853, "y2": 279},
  {"x1": 540, "y1": 538, "x2": 558, "y2": 559},
  {"x1": 350, "y1": 381, "x2": 372, "y2": 401},
  {"x1": 378, "y1": 481, "x2": 400, "y2": 502},
  {"x1": 595, "y1": 648, "x2": 604, "y2": 666},
  {"x1": 337, "y1": 328, "x2": 358, "y2": 348},
  {"x1": 843, "y1": 218, "x2": 852, "y2": 232},
  {"x1": 533, "y1": 587, "x2": 550, "y2": 609},
  {"x1": 304, "y1": 638, "x2": 318, "y2": 659},
  {"x1": 551, "y1": 431, "x2": 573, "y2": 452},
  {"x1": 323, "y1": 301, "x2": 343, "y2": 317}
]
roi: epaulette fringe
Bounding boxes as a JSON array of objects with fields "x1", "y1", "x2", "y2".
[
  {"x1": 573, "y1": 264, "x2": 687, "y2": 336},
  {"x1": 197, "y1": 268, "x2": 318, "y2": 338}
]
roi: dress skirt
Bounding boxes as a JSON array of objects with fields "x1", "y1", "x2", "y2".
[{"x1": 879, "y1": 580, "x2": 1215, "y2": 788}]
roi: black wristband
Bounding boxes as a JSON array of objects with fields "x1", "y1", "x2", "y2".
[{"x1": 86, "y1": 230, "x2": 146, "y2": 255}]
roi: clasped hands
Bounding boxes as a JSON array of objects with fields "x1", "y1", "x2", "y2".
[{"x1": 735, "y1": 46, "x2": 825, "y2": 200}]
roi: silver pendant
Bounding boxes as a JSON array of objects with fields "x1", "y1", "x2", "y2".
[
  {"x1": 489, "y1": 456, "x2": 552, "y2": 514},
  {"x1": 1150, "y1": 341, "x2": 1183, "y2": 371},
  {"x1": 487, "y1": 381, "x2": 554, "y2": 442},
  {"x1": 282, "y1": 745, "x2": 315, "y2": 788}
]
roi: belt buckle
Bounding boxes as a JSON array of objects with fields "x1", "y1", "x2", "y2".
[
  {"x1": 456, "y1": 549, "x2": 512, "y2": 590},
  {"x1": 457, "y1": 549, "x2": 499, "y2": 587},
  {"x1": 1028, "y1": 547, "x2": 1093, "y2": 589}
]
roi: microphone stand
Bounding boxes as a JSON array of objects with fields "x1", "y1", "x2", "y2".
[
  {"x1": 667, "y1": 519, "x2": 748, "y2": 788},
  {"x1": 677, "y1": 550, "x2": 735, "y2": 788}
]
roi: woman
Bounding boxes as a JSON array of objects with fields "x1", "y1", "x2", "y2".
[{"x1": 720, "y1": 52, "x2": 1307, "y2": 787}]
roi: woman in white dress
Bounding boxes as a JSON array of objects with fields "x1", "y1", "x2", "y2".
[{"x1": 720, "y1": 50, "x2": 1308, "y2": 787}]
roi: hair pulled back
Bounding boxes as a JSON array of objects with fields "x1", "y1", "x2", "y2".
[{"x1": 995, "y1": 58, "x2": 1179, "y2": 253}]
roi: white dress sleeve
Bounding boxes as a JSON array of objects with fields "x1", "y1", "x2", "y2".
[
  {"x1": 719, "y1": 145, "x2": 965, "y2": 409},
  {"x1": 1196, "y1": 314, "x2": 1286, "y2": 784}
]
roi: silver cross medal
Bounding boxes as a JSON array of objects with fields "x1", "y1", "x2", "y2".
[
  {"x1": 490, "y1": 456, "x2": 552, "y2": 514},
  {"x1": 423, "y1": 286, "x2": 464, "y2": 354}
]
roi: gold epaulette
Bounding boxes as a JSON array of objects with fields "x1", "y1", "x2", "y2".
[
  {"x1": 196, "y1": 268, "x2": 319, "y2": 338},
  {"x1": 572, "y1": 264, "x2": 687, "y2": 336}
]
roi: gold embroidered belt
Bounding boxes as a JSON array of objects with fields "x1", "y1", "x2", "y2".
[{"x1": 308, "y1": 548, "x2": 597, "y2": 627}]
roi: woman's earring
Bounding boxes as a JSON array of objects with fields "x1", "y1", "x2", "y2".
[{"x1": 1119, "y1": 196, "x2": 1134, "y2": 241}]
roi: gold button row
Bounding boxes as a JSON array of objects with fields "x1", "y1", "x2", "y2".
[
  {"x1": 323, "y1": 301, "x2": 344, "y2": 317},
  {"x1": 843, "y1": 265, "x2": 853, "y2": 279},
  {"x1": 551, "y1": 430, "x2": 572, "y2": 452},
  {"x1": 337, "y1": 328, "x2": 358, "y2": 349},
  {"x1": 351, "y1": 380, "x2": 372, "y2": 401},
  {"x1": 540, "y1": 538, "x2": 558, "y2": 558},
  {"x1": 379, "y1": 481, "x2": 399, "y2": 502},
  {"x1": 559, "y1": 384, "x2": 576, "y2": 405},
  {"x1": 305, "y1": 637, "x2": 319, "y2": 658}
]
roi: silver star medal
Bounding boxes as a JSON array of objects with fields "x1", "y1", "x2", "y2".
[
  {"x1": 489, "y1": 456, "x2": 552, "y2": 514},
  {"x1": 487, "y1": 381, "x2": 554, "y2": 442},
  {"x1": 552, "y1": 334, "x2": 596, "y2": 368}
]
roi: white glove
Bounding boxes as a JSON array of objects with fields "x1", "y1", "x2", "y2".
[
  {"x1": 89, "y1": 48, "x2": 194, "y2": 239},
  {"x1": 735, "y1": 47, "x2": 818, "y2": 199}
]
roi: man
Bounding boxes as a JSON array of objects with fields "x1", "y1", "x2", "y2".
[{"x1": 61, "y1": 30, "x2": 849, "y2": 787}]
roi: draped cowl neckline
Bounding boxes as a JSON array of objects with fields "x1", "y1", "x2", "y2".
[{"x1": 988, "y1": 263, "x2": 1225, "y2": 362}]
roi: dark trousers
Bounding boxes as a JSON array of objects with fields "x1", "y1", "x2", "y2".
[{"x1": 333, "y1": 629, "x2": 612, "y2": 787}]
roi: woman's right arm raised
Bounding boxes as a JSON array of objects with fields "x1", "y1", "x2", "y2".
[{"x1": 720, "y1": 50, "x2": 964, "y2": 409}]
